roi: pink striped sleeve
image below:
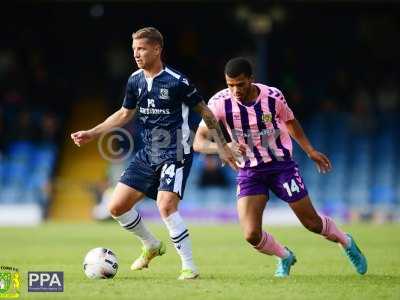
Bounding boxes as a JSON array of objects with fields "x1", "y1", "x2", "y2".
[
  {"x1": 275, "y1": 89, "x2": 294, "y2": 122},
  {"x1": 198, "y1": 94, "x2": 225, "y2": 127},
  {"x1": 207, "y1": 98, "x2": 223, "y2": 121}
]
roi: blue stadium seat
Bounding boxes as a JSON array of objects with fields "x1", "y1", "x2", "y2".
[
  {"x1": 0, "y1": 142, "x2": 57, "y2": 205},
  {"x1": 8, "y1": 141, "x2": 35, "y2": 162}
]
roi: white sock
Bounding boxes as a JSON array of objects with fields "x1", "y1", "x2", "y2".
[
  {"x1": 163, "y1": 212, "x2": 197, "y2": 272},
  {"x1": 113, "y1": 208, "x2": 160, "y2": 249}
]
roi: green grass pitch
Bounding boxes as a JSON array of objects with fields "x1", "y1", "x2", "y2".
[{"x1": 1, "y1": 222, "x2": 399, "y2": 300}]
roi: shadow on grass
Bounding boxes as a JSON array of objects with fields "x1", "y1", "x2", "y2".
[
  {"x1": 179, "y1": 273, "x2": 400, "y2": 283},
  {"x1": 82, "y1": 271, "x2": 400, "y2": 285}
]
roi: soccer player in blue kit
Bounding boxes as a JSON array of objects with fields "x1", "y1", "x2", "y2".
[{"x1": 71, "y1": 27, "x2": 237, "y2": 280}]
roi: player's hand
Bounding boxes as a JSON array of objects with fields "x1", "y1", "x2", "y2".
[
  {"x1": 70, "y1": 130, "x2": 95, "y2": 147},
  {"x1": 219, "y1": 144, "x2": 239, "y2": 171},
  {"x1": 227, "y1": 141, "x2": 246, "y2": 160},
  {"x1": 308, "y1": 149, "x2": 332, "y2": 174}
]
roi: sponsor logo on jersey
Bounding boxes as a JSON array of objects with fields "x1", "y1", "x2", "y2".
[
  {"x1": 147, "y1": 98, "x2": 156, "y2": 108},
  {"x1": 234, "y1": 128, "x2": 275, "y2": 139},
  {"x1": 139, "y1": 107, "x2": 171, "y2": 115}
]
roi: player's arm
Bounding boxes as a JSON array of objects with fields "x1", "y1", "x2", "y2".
[
  {"x1": 193, "y1": 125, "x2": 219, "y2": 154},
  {"x1": 285, "y1": 118, "x2": 332, "y2": 173},
  {"x1": 71, "y1": 107, "x2": 136, "y2": 147},
  {"x1": 193, "y1": 101, "x2": 227, "y2": 147},
  {"x1": 194, "y1": 125, "x2": 246, "y2": 159},
  {"x1": 193, "y1": 101, "x2": 239, "y2": 171}
]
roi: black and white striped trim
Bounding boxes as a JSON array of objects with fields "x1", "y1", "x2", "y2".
[
  {"x1": 171, "y1": 229, "x2": 189, "y2": 244},
  {"x1": 123, "y1": 214, "x2": 142, "y2": 230}
]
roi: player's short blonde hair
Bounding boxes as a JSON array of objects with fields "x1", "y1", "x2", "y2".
[{"x1": 132, "y1": 27, "x2": 164, "y2": 48}]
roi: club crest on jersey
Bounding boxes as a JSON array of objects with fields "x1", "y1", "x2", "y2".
[
  {"x1": 159, "y1": 88, "x2": 169, "y2": 100},
  {"x1": 262, "y1": 113, "x2": 272, "y2": 123},
  {"x1": 233, "y1": 113, "x2": 241, "y2": 120}
]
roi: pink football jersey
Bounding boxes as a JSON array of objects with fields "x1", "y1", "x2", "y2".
[{"x1": 204, "y1": 83, "x2": 295, "y2": 168}]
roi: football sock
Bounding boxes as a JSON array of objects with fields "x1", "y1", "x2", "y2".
[
  {"x1": 113, "y1": 208, "x2": 160, "y2": 249},
  {"x1": 254, "y1": 231, "x2": 289, "y2": 258},
  {"x1": 319, "y1": 214, "x2": 350, "y2": 248},
  {"x1": 163, "y1": 212, "x2": 197, "y2": 271}
]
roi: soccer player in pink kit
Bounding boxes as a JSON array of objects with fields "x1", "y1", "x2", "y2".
[{"x1": 194, "y1": 57, "x2": 367, "y2": 277}]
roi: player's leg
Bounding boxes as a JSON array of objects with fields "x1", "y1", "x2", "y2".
[
  {"x1": 268, "y1": 161, "x2": 348, "y2": 244},
  {"x1": 157, "y1": 190, "x2": 198, "y2": 280},
  {"x1": 237, "y1": 194, "x2": 282, "y2": 252},
  {"x1": 237, "y1": 194, "x2": 296, "y2": 277},
  {"x1": 108, "y1": 182, "x2": 165, "y2": 270},
  {"x1": 273, "y1": 161, "x2": 367, "y2": 275},
  {"x1": 108, "y1": 182, "x2": 161, "y2": 246},
  {"x1": 288, "y1": 195, "x2": 347, "y2": 244},
  {"x1": 289, "y1": 195, "x2": 367, "y2": 274},
  {"x1": 110, "y1": 159, "x2": 166, "y2": 270},
  {"x1": 237, "y1": 165, "x2": 297, "y2": 277},
  {"x1": 156, "y1": 160, "x2": 198, "y2": 280},
  {"x1": 108, "y1": 182, "x2": 144, "y2": 216}
]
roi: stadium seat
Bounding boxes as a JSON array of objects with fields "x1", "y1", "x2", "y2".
[{"x1": 0, "y1": 142, "x2": 57, "y2": 205}]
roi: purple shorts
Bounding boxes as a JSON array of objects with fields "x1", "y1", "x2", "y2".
[{"x1": 237, "y1": 160, "x2": 308, "y2": 203}]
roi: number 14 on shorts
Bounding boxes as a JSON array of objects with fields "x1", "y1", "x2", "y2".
[
  {"x1": 283, "y1": 174, "x2": 307, "y2": 197},
  {"x1": 161, "y1": 164, "x2": 176, "y2": 179},
  {"x1": 283, "y1": 179, "x2": 300, "y2": 197}
]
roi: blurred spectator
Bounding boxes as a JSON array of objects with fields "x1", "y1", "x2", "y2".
[
  {"x1": 39, "y1": 111, "x2": 60, "y2": 143},
  {"x1": 199, "y1": 155, "x2": 229, "y2": 188},
  {"x1": 198, "y1": 155, "x2": 232, "y2": 208}
]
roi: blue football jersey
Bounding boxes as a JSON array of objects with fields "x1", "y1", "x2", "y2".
[{"x1": 122, "y1": 66, "x2": 202, "y2": 164}]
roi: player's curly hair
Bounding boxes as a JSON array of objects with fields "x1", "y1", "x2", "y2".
[
  {"x1": 224, "y1": 57, "x2": 253, "y2": 78},
  {"x1": 132, "y1": 27, "x2": 164, "y2": 48}
]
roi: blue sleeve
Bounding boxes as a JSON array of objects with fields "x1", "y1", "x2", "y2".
[
  {"x1": 179, "y1": 77, "x2": 203, "y2": 108},
  {"x1": 122, "y1": 77, "x2": 137, "y2": 109}
]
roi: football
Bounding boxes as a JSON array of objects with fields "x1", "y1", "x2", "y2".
[{"x1": 83, "y1": 247, "x2": 119, "y2": 279}]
